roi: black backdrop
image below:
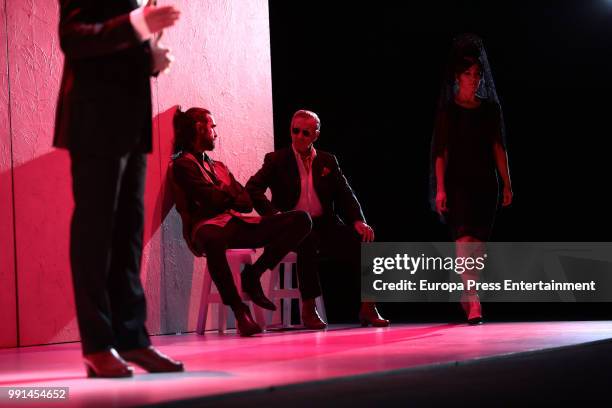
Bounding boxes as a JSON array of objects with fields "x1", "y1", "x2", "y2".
[{"x1": 268, "y1": 0, "x2": 612, "y2": 323}]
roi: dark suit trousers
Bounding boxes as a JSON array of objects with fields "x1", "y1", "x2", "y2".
[
  {"x1": 193, "y1": 211, "x2": 312, "y2": 306},
  {"x1": 297, "y1": 218, "x2": 362, "y2": 308},
  {"x1": 70, "y1": 151, "x2": 150, "y2": 355}
]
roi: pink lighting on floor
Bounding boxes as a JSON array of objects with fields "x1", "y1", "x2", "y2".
[{"x1": 1, "y1": 322, "x2": 611, "y2": 407}]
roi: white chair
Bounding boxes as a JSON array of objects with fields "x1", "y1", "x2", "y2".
[
  {"x1": 196, "y1": 249, "x2": 266, "y2": 334},
  {"x1": 266, "y1": 252, "x2": 327, "y2": 328}
]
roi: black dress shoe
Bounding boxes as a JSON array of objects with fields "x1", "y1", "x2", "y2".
[
  {"x1": 358, "y1": 302, "x2": 390, "y2": 327},
  {"x1": 119, "y1": 346, "x2": 184, "y2": 373},
  {"x1": 241, "y1": 266, "x2": 276, "y2": 311},
  {"x1": 232, "y1": 302, "x2": 263, "y2": 337},
  {"x1": 83, "y1": 348, "x2": 133, "y2": 378}
]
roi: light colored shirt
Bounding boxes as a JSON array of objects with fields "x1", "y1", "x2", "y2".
[
  {"x1": 129, "y1": 2, "x2": 152, "y2": 42},
  {"x1": 292, "y1": 145, "x2": 324, "y2": 218}
]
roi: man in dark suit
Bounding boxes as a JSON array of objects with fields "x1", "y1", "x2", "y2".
[
  {"x1": 171, "y1": 107, "x2": 314, "y2": 335},
  {"x1": 246, "y1": 110, "x2": 389, "y2": 327},
  {"x1": 54, "y1": 0, "x2": 182, "y2": 377}
]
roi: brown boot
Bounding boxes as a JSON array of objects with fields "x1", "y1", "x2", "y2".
[
  {"x1": 119, "y1": 346, "x2": 184, "y2": 373},
  {"x1": 358, "y1": 302, "x2": 389, "y2": 327},
  {"x1": 232, "y1": 302, "x2": 263, "y2": 336},
  {"x1": 301, "y1": 298, "x2": 327, "y2": 330},
  {"x1": 83, "y1": 348, "x2": 133, "y2": 378}
]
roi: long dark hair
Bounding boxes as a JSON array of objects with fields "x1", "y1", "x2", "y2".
[{"x1": 172, "y1": 106, "x2": 211, "y2": 155}]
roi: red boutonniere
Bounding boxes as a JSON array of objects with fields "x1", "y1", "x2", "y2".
[{"x1": 321, "y1": 167, "x2": 331, "y2": 177}]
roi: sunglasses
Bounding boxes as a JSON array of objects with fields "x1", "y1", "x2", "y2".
[{"x1": 292, "y1": 128, "x2": 313, "y2": 137}]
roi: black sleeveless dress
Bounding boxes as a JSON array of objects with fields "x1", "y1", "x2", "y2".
[{"x1": 432, "y1": 100, "x2": 502, "y2": 241}]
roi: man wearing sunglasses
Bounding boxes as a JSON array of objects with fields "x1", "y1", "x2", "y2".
[{"x1": 246, "y1": 110, "x2": 389, "y2": 328}]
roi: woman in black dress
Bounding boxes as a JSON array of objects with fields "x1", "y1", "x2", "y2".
[{"x1": 431, "y1": 34, "x2": 513, "y2": 324}]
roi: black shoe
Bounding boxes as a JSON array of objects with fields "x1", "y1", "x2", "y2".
[
  {"x1": 232, "y1": 302, "x2": 263, "y2": 337},
  {"x1": 468, "y1": 316, "x2": 484, "y2": 325},
  {"x1": 241, "y1": 266, "x2": 276, "y2": 311}
]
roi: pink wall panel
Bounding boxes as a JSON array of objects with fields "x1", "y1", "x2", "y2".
[
  {"x1": 0, "y1": 0, "x2": 18, "y2": 348},
  {"x1": 6, "y1": 1, "x2": 76, "y2": 346},
  {"x1": 151, "y1": 0, "x2": 274, "y2": 333},
  {"x1": 3, "y1": 0, "x2": 273, "y2": 347}
]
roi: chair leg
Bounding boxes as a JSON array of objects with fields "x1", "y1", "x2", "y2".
[
  {"x1": 197, "y1": 267, "x2": 214, "y2": 335},
  {"x1": 269, "y1": 264, "x2": 282, "y2": 327},
  {"x1": 218, "y1": 303, "x2": 227, "y2": 334},
  {"x1": 282, "y1": 262, "x2": 293, "y2": 327}
]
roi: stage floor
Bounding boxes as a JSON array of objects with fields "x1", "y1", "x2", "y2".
[{"x1": 2, "y1": 321, "x2": 612, "y2": 407}]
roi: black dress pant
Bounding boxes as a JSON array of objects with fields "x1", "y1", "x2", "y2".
[
  {"x1": 297, "y1": 217, "x2": 363, "y2": 313},
  {"x1": 193, "y1": 211, "x2": 313, "y2": 306},
  {"x1": 70, "y1": 151, "x2": 150, "y2": 355}
]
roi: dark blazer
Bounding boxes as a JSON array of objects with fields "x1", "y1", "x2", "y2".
[
  {"x1": 246, "y1": 148, "x2": 365, "y2": 225},
  {"x1": 54, "y1": 0, "x2": 153, "y2": 156}
]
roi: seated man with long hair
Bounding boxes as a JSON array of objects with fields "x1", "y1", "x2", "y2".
[{"x1": 170, "y1": 107, "x2": 316, "y2": 336}]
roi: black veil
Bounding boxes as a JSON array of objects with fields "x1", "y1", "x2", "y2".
[{"x1": 429, "y1": 33, "x2": 507, "y2": 212}]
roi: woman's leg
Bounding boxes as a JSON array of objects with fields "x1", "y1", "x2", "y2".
[{"x1": 456, "y1": 235, "x2": 485, "y2": 324}]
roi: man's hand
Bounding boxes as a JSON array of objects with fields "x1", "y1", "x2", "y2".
[
  {"x1": 354, "y1": 220, "x2": 374, "y2": 242},
  {"x1": 230, "y1": 192, "x2": 253, "y2": 213},
  {"x1": 151, "y1": 37, "x2": 174, "y2": 74},
  {"x1": 144, "y1": 5, "x2": 180, "y2": 35}
]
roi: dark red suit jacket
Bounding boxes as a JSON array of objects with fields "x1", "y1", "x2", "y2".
[
  {"x1": 54, "y1": 0, "x2": 153, "y2": 157},
  {"x1": 246, "y1": 148, "x2": 366, "y2": 225}
]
